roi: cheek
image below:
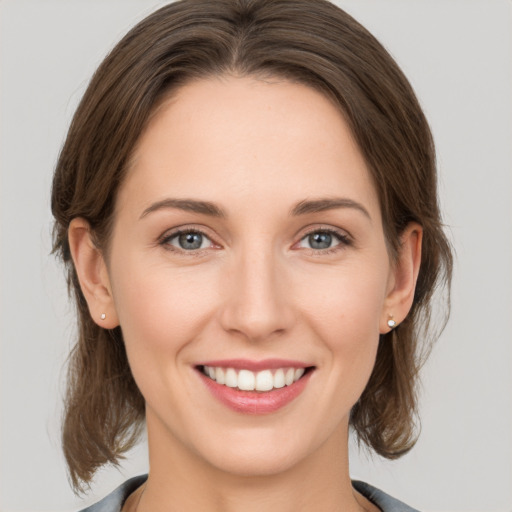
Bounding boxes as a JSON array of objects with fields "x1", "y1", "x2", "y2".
[
  {"x1": 109, "y1": 254, "x2": 221, "y2": 367},
  {"x1": 296, "y1": 257, "x2": 389, "y2": 335},
  {"x1": 108, "y1": 258, "x2": 227, "y2": 425},
  {"x1": 294, "y1": 259, "x2": 388, "y2": 392}
]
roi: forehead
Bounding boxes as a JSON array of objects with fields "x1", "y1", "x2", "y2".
[{"x1": 119, "y1": 75, "x2": 380, "y2": 220}]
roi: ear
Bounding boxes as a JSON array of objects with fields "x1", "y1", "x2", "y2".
[
  {"x1": 380, "y1": 222, "x2": 423, "y2": 333},
  {"x1": 68, "y1": 218, "x2": 119, "y2": 328}
]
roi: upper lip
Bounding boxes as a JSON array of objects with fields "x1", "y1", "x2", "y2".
[{"x1": 195, "y1": 358, "x2": 313, "y2": 372}]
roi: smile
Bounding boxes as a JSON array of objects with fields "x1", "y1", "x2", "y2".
[
  {"x1": 196, "y1": 360, "x2": 314, "y2": 414},
  {"x1": 201, "y1": 366, "x2": 306, "y2": 392}
]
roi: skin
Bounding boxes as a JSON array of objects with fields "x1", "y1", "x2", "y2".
[{"x1": 69, "y1": 76, "x2": 422, "y2": 512}]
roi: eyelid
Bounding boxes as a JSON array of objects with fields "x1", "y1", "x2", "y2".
[
  {"x1": 156, "y1": 223, "x2": 352, "y2": 254},
  {"x1": 158, "y1": 225, "x2": 222, "y2": 252},
  {"x1": 296, "y1": 224, "x2": 352, "y2": 241},
  {"x1": 292, "y1": 225, "x2": 353, "y2": 252}
]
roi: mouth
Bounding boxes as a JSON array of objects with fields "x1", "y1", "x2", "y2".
[
  {"x1": 198, "y1": 365, "x2": 313, "y2": 392},
  {"x1": 195, "y1": 360, "x2": 315, "y2": 414}
]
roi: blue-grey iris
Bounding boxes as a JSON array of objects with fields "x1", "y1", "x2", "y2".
[
  {"x1": 309, "y1": 232, "x2": 332, "y2": 249},
  {"x1": 179, "y1": 232, "x2": 203, "y2": 250}
]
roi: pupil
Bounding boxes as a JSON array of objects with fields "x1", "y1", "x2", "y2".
[
  {"x1": 309, "y1": 232, "x2": 332, "y2": 249},
  {"x1": 179, "y1": 232, "x2": 203, "y2": 250}
]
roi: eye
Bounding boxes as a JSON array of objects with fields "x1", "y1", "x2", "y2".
[
  {"x1": 297, "y1": 229, "x2": 349, "y2": 251},
  {"x1": 163, "y1": 230, "x2": 213, "y2": 251}
]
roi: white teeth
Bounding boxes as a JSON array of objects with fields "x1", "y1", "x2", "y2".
[
  {"x1": 202, "y1": 365, "x2": 308, "y2": 391},
  {"x1": 273, "y1": 369, "x2": 285, "y2": 388},
  {"x1": 215, "y1": 367, "x2": 225, "y2": 385},
  {"x1": 238, "y1": 369, "x2": 255, "y2": 390},
  {"x1": 255, "y1": 370, "x2": 273, "y2": 391},
  {"x1": 225, "y1": 368, "x2": 238, "y2": 388}
]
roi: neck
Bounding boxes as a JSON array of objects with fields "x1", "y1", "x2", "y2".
[{"x1": 137, "y1": 411, "x2": 372, "y2": 512}]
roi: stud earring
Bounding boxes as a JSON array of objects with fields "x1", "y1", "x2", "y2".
[
  {"x1": 100, "y1": 313, "x2": 106, "y2": 320},
  {"x1": 387, "y1": 316, "x2": 397, "y2": 329}
]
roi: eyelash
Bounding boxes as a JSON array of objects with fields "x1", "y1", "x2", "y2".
[
  {"x1": 297, "y1": 227, "x2": 352, "y2": 255},
  {"x1": 159, "y1": 228, "x2": 217, "y2": 255},
  {"x1": 159, "y1": 226, "x2": 352, "y2": 255}
]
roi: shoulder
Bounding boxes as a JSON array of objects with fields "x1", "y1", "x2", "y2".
[
  {"x1": 78, "y1": 475, "x2": 148, "y2": 512},
  {"x1": 353, "y1": 480, "x2": 420, "y2": 512}
]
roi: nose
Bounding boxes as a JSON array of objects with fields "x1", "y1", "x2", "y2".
[{"x1": 219, "y1": 247, "x2": 295, "y2": 343}]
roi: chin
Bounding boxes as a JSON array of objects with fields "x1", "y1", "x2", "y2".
[
  {"x1": 206, "y1": 445, "x2": 305, "y2": 478},
  {"x1": 189, "y1": 424, "x2": 325, "y2": 479}
]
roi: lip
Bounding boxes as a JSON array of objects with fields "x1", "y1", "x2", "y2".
[{"x1": 195, "y1": 360, "x2": 314, "y2": 415}]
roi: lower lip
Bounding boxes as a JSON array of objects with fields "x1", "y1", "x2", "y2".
[{"x1": 198, "y1": 370, "x2": 313, "y2": 414}]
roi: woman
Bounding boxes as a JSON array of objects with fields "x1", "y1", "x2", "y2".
[{"x1": 51, "y1": 0, "x2": 452, "y2": 510}]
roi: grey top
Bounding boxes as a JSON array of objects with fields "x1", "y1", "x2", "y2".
[{"x1": 79, "y1": 475, "x2": 419, "y2": 512}]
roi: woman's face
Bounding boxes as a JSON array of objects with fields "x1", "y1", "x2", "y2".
[{"x1": 105, "y1": 76, "x2": 401, "y2": 476}]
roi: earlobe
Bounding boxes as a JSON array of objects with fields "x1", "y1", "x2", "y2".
[
  {"x1": 68, "y1": 218, "x2": 119, "y2": 328},
  {"x1": 380, "y1": 223, "x2": 423, "y2": 333}
]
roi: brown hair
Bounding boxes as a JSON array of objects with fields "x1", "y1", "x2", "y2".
[{"x1": 52, "y1": 0, "x2": 453, "y2": 492}]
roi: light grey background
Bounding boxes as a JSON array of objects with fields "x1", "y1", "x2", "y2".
[{"x1": 1, "y1": 1, "x2": 511, "y2": 511}]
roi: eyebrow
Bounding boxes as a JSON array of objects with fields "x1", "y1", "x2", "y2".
[
  {"x1": 139, "y1": 196, "x2": 370, "y2": 221},
  {"x1": 290, "y1": 197, "x2": 371, "y2": 220},
  {"x1": 140, "y1": 198, "x2": 226, "y2": 219}
]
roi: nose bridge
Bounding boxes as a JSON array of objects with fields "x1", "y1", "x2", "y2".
[{"x1": 220, "y1": 239, "x2": 293, "y2": 341}]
